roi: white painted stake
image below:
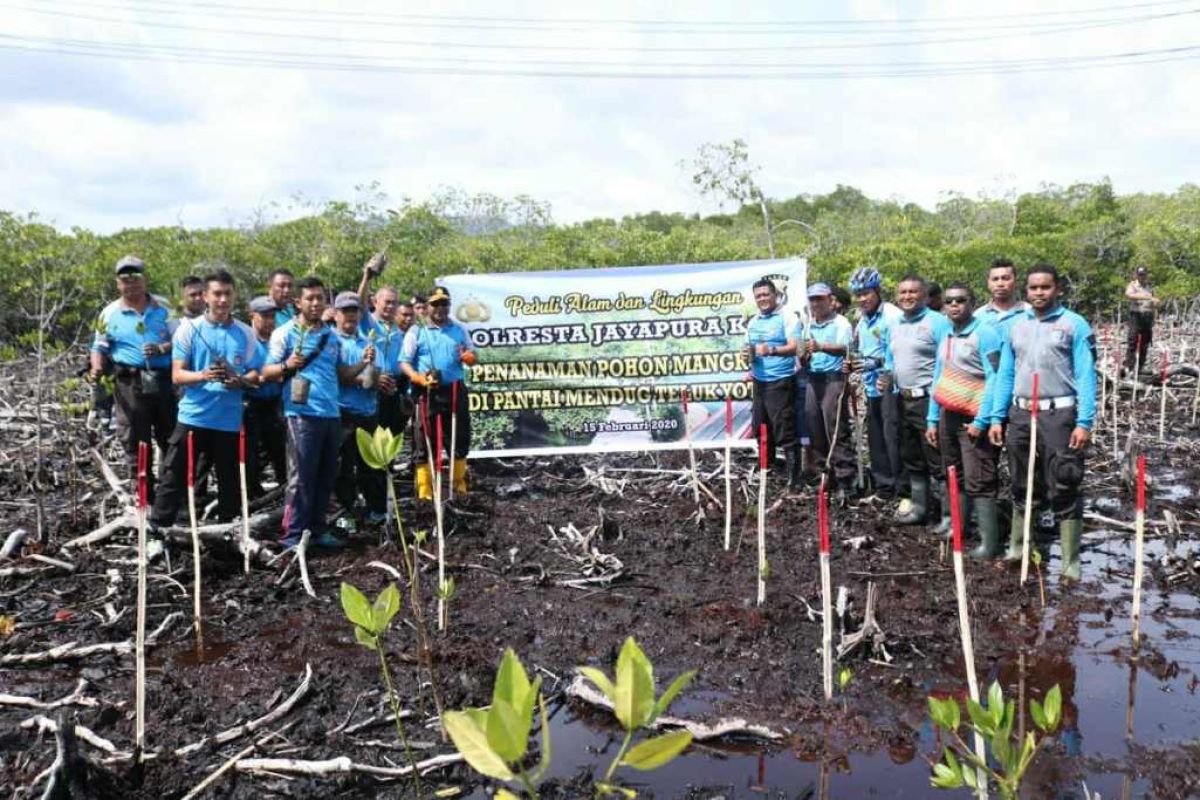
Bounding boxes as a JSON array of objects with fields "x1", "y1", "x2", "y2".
[
  {"x1": 818, "y1": 481, "x2": 832, "y2": 702},
  {"x1": 134, "y1": 442, "x2": 148, "y2": 761},
  {"x1": 724, "y1": 396, "x2": 732, "y2": 551},
  {"x1": 1131, "y1": 456, "x2": 1147, "y2": 652},
  {"x1": 756, "y1": 424, "x2": 767, "y2": 607},
  {"x1": 1158, "y1": 350, "x2": 1169, "y2": 444},
  {"x1": 1020, "y1": 374, "x2": 1040, "y2": 585},
  {"x1": 238, "y1": 427, "x2": 251, "y2": 575},
  {"x1": 186, "y1": 433, "x2": 202, "y2": 640},
  {"x1": 435, "y1": 415, "x2": 447, "y2": 631},
  {"x1": 683, "y1": 388, "x2": 701, "y2": 506},
  {"x1": 448, "y1": 381, "x2": 458, "y2": 501}
]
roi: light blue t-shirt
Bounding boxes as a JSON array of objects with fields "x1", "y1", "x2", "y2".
[
  {"x1": 266, "y1": 319, "x2": 342, "y2": 419},
  {"x1": 401, "y1": 321, "x2": 474, "y2": 384},
  {"x1": 359, "y1": 311, "x2": 407, "y2": 377},
  {"x1": 974, "y1": 301, "x2": 1029, "y2": 342},
  {"x1": 855, "y1": 302, "x2": 903, "y2": 398},
  {"x1": 795, "y1": 314, "x2": 853, "y2": 375},
  {"x1": 337, "y1": 331, "x2": 385, "y2": 417},
  {"x1": 247, "y1": 338, "x2": 281, "y2": 400},
  {"x1": 173, "y1": 316, "x2": 263, "y2": 433},
  {"x1": 745, "y1": 310, "x2": 796, "y2": 382},
  {"x1": 91, "y1": 298, "x2": 173, "y2": 370}
]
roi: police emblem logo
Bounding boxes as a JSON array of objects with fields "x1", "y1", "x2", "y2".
[{"x1": 762, "y1": 273, "x2": 789, "y2": 306}]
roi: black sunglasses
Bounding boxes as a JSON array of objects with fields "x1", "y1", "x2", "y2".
[{"x1": 943, "y1": 296, "x2": 971, "y2": 305}]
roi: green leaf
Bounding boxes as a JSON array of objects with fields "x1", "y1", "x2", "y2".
[
  {"x1": 495, "y1": 790, "x2": 520, "y2": 800},
  {"x1": 1044, "y1": 684, "x2": 1062, "y2": 731},
  {"x1": 485, "y1": 698, "x2": 528, "y2": 764},
  {"x1": 493, "y1": 649, "x2": 532, "y2": 708},
  {"x1": 1029, "y1": 698, "x2": 1048, "y2": 732},
  {"x1": 991, "y1": 727, "x2": 1012, "y2": 773},
  {"x1": 614, "y1": 637, "x2": 655, "y2": 730},
  {"x1": 960, "y1": 760, "x2": 978, "y2": 789},
  {"x1": 595, "y1": 783, "x2": 637, "y2": 798},
  {"x1": 340, "y1": 583, "x2": 374, "y2": 633},
  {"x1": 356, "y1": 428, "x2": 384, "y2": 470},
  {"x1": 373, "y1": 426, "x2": 391, "y2": 467},
  {"x1": 928, "y1": 696, "x2": 960, "y2": 732},
  {"x1": 1017, "y1": 731, "x2": 1037, "y2": 777},
  {"x1": 987, "y1": 682, "x2": 1005, "y2": 727},
  {"x1": 649, "y1": 669, "x2": 696, "y2": 724},
  {"x1": 620, "y1": 730, "x2": 693, "y2": 771},
  {"x1": 931, "y1": 749, "x2": 965, "y2": 790},
  {"x1": 442, "y1": 710, "x2": 515, "y2": 781},
  {"x1": 386, "y1": 431, "x2": 406, "y2": 464},
  {"x1": 353, "y1": 626, "x2": 378, "y2": 651},
  {"x1": 579, "y1": 667, "x2": 616, "y2": 702},
  {"x1": 535, "y1": 692, "x2": 552, "y2": 781},
  {"x1": 966, "y1": 698, "x2": 995, "y2": 737},
  {"x1": 372, "y1": 583, "x2": 401, "y2": 631},
  {"x1": 837, "y1": 666, "x2": 853, "y2": 691}
]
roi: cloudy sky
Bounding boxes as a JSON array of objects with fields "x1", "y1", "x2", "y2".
[{"x1": 2, "y1": 0, "x2": 1198, "y2": 232}]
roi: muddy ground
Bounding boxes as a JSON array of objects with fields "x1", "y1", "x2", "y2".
[{"x1": 3, "y1": 361, "x2": 1200, "y2": 798}]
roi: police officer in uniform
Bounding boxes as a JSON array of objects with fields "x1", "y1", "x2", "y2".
[
  {"x1": 743, "y1": 278, "x2": 799, "y2": 486},
  {"x1": 400, "y1": 286, "x2": 476, "y2": 500},
  {"x1": 243, "y1": 296, "x2": 287, "y2": 497},
  {"x1": 89, "y1": 256, "x2": 176, "y2": 499},
  {"x1": 796, "y1": 283, "x2": 856, "y2": 499},
  {"x1": 332, "y1": 292, "x2": 388, "y2": 524},
  {"x1": 990, "y1": 263, "x2": 1097, "y2": 580},
  {"x1": 849, "y1": 267, "x2": 905, "y2": 501}
]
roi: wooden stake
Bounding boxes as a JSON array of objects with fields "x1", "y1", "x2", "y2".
[
  {"x1": 435, "y1": 415, "x2": 446, "y2": 631},
  {"x1": 756, "y1": 424, "x2": 767, "y2": 607},
  {"x1": 1113, "y1": 346, "x2": 1121, "y2": 459},
  {"x1": 134, "y1": 441, "x2": 148, "y2": 762},
  {"x1": 948, "y1": 467, "x2": 988, "y2": 799},
  {"x1": 724, "y1": 396, "x2": 733, "y2": 551},
  {"x1": 1099, "y1": 327, "x2": 1108, "y2": 426},
  {"x1": 1131, "y1": 455, "x2": 1147, "y2": 652},
  {"x1": 682, "y1": 387, "x2": 701, "y2": 505},
  {"x1": 818, "y1": 480, "x2": 833, "y2": 702},
  {"x1": 448, "y1": 381, "x2": 458, "y2": 501},
  {"x1": 238, "y1": 426, "x2": 250, "y2": 575},
  {"x1": 1132, "y1": 334, "x2": 1142, "y2": 406},
  {"x1": 186, "y1": 432, "x2": 202, "y2": 643},
  {"x1": 1020, "y1": 373, "x2": 1040, "y2": 585},
  {"x1": 1159, "y1": 349, "x2": 1168, "y2": 443}
]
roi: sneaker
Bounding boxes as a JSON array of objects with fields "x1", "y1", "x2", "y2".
[{"x1": 312, "y1": 531, "x2": 347, "y2": 550}]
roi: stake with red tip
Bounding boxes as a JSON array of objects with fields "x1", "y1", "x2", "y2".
[
  {"x1": 723, "y1": 395, "x2": 733, "y2": 551},
  {"x1": 1131, "y1": 455, "x2": 1147, "y2": 652},
  {"x1": 756, "y1": 424, "x2": 768, "y2": 606},
  {"x1": 449, "y1": 381, "x2": 459, "y2": 500},
  {"x1": 435, "y1": 415, "x2": 447, "y2": 630},
  {"x1": 134, "y1": 441, "x2": 149, "y2": 762},
  {"x1": 817, "y1": 480, "x2": 833, "y2": 702},
  {"x1": 186, "y1": 432, "x2": 203, "y2": 641},
  {"x1": 948, "y1": 466, "x2": 987, "y2": 798},
  {"x1": 238, "y1": 426, "x2": 251, "y2": 574}
]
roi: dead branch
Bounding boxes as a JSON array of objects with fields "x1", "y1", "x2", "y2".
[
  {"x1": 176, "y1": 663, "x2": 312, "y2": 756},
  {"x1": 233, "y1": 752, "x2": 464, "y2": 779}
]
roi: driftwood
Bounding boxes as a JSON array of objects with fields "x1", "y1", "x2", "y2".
[
  {"x1": 176, "y1": 663, "x2": 313, "y2": 757},
  {"x1": 567, "y1": 675, "x2": 784, "y2": 741},
  {"x1": 61, "y1": 509, "x2": 285, "y2": 564},
  {"x1": 837, "y1": 582, "x2": 889, "y2": 661},
  {"x1": 0, "y1": 679, "x2": 98, "y2": 710},
  {"x1": 234, "y1": 752, "x2": 464, "y2": 779},
  {"x1": 20, "y1": 714, "x2": 125, "y2": 757},
  {"x1": 1, "y1": 612, "x2": 181, "y2": 666}
]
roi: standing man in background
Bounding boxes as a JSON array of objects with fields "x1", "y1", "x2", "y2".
[
  {"x1": 849, "y1": 267, "x2": 905, "y2": 503},
  {"x1": 990, "y1": 263, "x2": 1096, "y2": 580},
  {"x1": 741, "y1": 278, "x2": 799, "y2": 487},
  {"x1": 411, "y1": 294, "x2": 430, "y2": 326},
  {"x1": 797, "y1": 283, "x2": 856, "y2": 501},
  {"x1": 90, "y1": 255, "x2": 176, "y2": 500},
  {"x1": 332, "y1": 292, "x2": 388, "y2": 526},
  {"x1": 974, "y1": 257, "x2": 1028, "y2": 340},
  {"x1": 243, "y1": 296, "x2": 286, "y2": 497},
  {"x1": 268, "y1": 269, "x2": 296, "y2": 325},
  {"x1": 884, "y1": 275, "x2": 952, "y2": 527},
  {"x1": 357, "y1": 255, "x2": 416, "y2": 437},
  {"x1": 179, "y1": 275, "x2": 206, "y2": 322},
  {"x1": 1124, "y1": 265, "x2": 1158, "y2": 373}
]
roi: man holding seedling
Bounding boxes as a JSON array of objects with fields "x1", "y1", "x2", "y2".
[
  {"x1": 90, "y1": 255, "x2": 177, "y2": 501},
  {"x1": 744, "y1": 278, "x2": 800, "y2": 487},
  {"x1": 990, "y1": 263, "x2": 1097, "y2": 580},
  {"x1": 925, "y1": 284, "x2": 1004, "y2": 558},
  {"x1": 400, "y1": 286, "x2": 475, "y2": 500},
  {"x1": 264, "y1": 276, "x2": 372, "y2": 549},
  {"x1": 149, "y1": 269, "x2": 263, "y2": 530},
  {"x1": 243, "y1": 296, "x2": 287, "y2": 497},
  {"x1": 332, "y1": 291, "x2": 390, "y2": 526},
  {"x1": 849, "y1": 267, "x2": 905, "y2": 502},
  {"x1": 1124, "y1": 265, "x2": 1158, "y2": 374},
  {"x1": 357, "y1": 255, "x2": 415, "y2": 437},
  {"x1": 884, "y1": 274, "x2": 952, "y2": 527},
  {"x1": 796, "y1": 283, "x2": 856, "y2": 501}
]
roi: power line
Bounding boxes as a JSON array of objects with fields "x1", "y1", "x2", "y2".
[
  {"x1": 1, "y1": 31, "x2": 1197, "y2": 79},
  {"x1": 4, "y1": 2, "x2": 1197, "y2": 53}
]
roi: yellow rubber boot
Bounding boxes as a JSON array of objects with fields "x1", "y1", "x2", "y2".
[
  {"x1": 452, "y1": 459, "x2": 469, "y2": 496},
  {"x1": 415, "y1": 464, "x2": 434, "y2": 501}
]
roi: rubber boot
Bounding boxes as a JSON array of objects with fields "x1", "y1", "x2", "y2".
[
  {"x1": 1059, "y1": 517, "x2": 1082, "y2": 581},
  {"x1": 452, "y1": 459, "x2": 469, "y2": 496},
  {"x1": 970, "y1": 498, "x2": 1002, "y2": 559},
  {"x1": 1004, "y1": 512, "x2": 1025, "y2": 561},
  {"x1": 933, "y1": 481, "x2": 952, "y2": 536},
  {"x1": 894, "y1": 475, "x2": 928, "y2": 525},
  {"x1": 415, "y1": 464, "x2": 434, "y2": 501}
]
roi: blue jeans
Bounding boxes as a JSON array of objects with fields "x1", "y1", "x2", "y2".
[{"x1": 283, "y1": 415, "x2": 340, "y2": 540}]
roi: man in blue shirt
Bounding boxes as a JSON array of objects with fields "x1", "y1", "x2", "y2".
[
  {"x1": 974, "y1": 257, "x2": 1028, "y2": 341},
  {"x1": 924, "y1": 284, "x2": 1004, "y2": 558},
  {"x1": 796, "y1": 283, "x2": 856, "y2": 499},
  {"x1": 356, "y1": 256, "x2": 415, "y2": 437},
  {"x1": 89, "y1": 255, "x2": 177, "y2": 501},
  {"x1": 268, "y1": 269, "x2": 296, "y2": 325},
  {"x1": 332, "y1": 292, "x2": 389, "y2": 525},
  {"x1": 742, "y1": 278, "x2": 799, "y2": 487},
  {"x1": 400, "y1": 286, "x2": 476, "y2": 500},
  {"x1": 243, "y1": 296, "x2": 287, "y2": 498},
  {"x1": 264, "y1": 276, "x2": 372, "y2": 548},
  {"x1": 149, "y1": 269, "x2": 263, "y2": 530},
  {"x1": 883, "y1": 274, "x2": 953, "y2": 527},
  {"x1": 989, "y1": 263, "x2": 1097, "y2": 581},
  {"x1": 849, "y1": 267, "x2": 905, "y2": 502}
]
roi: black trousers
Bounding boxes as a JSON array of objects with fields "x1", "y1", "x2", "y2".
[
  {"x1": 1124, "y1": 312, "x2": 1154, "y2": 369},
  {"x1": 113, "y1": 368, "x2": 176, "y2": 501},
  {"x1": 378, "y1": 388, "x2": 413, "y2": 438},
  {"x1": 1007, "y1": 405, "x2": 1085, "y2": 521},
  {"x1": 899, "y1": 394, "x2": 943, "y2": 481},
  {"x1": 412, "y1": 383, "x2": 471, "y2": 463},
  {"x1": 751, "y1": 376, "x2": 796, "y2": 465},
  {"x1": 336, "y1": 411, "x2": 387, "y2": 515},
  {"x1": 244, "y1": 396, "x2": 287, "y2": 497},
  {"x1": 805, "y1": 373, "x2": 855, "y2": 487},
  {"x1": 866, "y1": 393, "x2": 904, "y2": 498},
  {"x1": 150, "y1": 423, "x2": 239, "y2": 528},
  {"x1": 938, "y1": 410, "x2": 999, "y2": 498}
]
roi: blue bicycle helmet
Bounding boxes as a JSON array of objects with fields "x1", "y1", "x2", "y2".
[{"x1": 849, "y1": 267, "x2": 882, "y2": 292}]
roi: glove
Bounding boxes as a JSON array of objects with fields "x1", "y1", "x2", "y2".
[{"x1": 460, "y1": 350, "x2": 477, "y2": 366}]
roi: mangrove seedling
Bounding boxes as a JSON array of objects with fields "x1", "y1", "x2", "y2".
[
  {"x1": 1030, "y1": 549, "x2": 1046, "y2": 609},
  {"x1": 356, "y1": 425, "x2": 409, "y2": 554},
  {"x1": 578, "y1": 636, "x2": 697, "y2": 797},
  {"x1": 340, "y1": 582, "x2": 423, "y2": 797},
  {"x1": 927, "y1": 681, "x2": 1062, "y2": 799},
  {"x1": 442, "y1": 648, "x2": 551, "y2": 798}
]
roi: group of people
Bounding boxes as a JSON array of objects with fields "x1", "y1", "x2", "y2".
[
  {"x1": 88, "y1": 255, "x2": 474, "y2": 549},
  {"x1": 743, "y1": 257, "x2": 1145, "y2": 581}
]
